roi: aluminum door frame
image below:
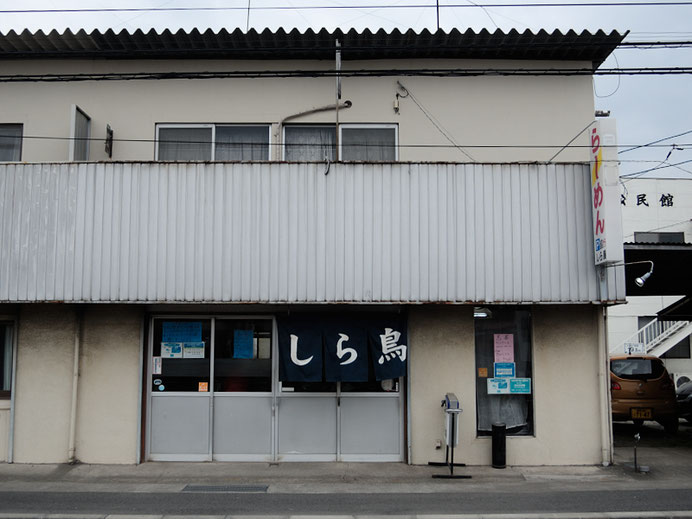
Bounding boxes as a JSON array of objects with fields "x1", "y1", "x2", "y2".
[
  {"x1": 212, "y1": 315, "x2": 275, "y2": 462},
  {"x1": 145, "y1": 314, "x2": 405, "y2": 462},
  {"x1": 276, "y1": 381, "x2": 404, "y2": 462},
  {"x1": 146, "y1": 316, "x2": 214, "y2": 461},
  {"x1": 146, "y1": 314, "x2": 276, "y2": 462}
]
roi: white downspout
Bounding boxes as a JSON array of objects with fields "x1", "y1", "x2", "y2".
[
  {"x1": 8, "y1": 317, "x2": 18, "y2": 463},
  {"x1": 68, "y1": 307, "x2": 83, "y2": 463},
  {"x1": 598, "y1": 305, "x2": 613, "y2": 466}
]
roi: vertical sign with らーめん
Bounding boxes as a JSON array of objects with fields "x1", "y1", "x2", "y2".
[
  {"x1": 589, "y1": 119, "x2": 624, "y2": 266},
  {"x1": 278, "y1": 315, "x2": 407, "y2": 382}
]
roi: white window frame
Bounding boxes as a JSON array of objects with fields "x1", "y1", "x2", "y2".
[
  {"x1": 281, "y1": 124, "x2": 336, "y2": 162},
  {"x1": 69, "y1": 105, "x2": 91, "y2": 161},
  {"x1": 155, "y1": 123, "x2": 214, "y2": 161},
  {"x1": 339, "y1": 123, "x2": 399, "y2": 162},
  {"x1": 155, "y1": 123, "x2": 271, "y2": 161}
]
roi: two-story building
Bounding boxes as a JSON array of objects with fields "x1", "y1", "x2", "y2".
[{"x1": 0, "y1": 27, "x2": 625, "y2": 465}]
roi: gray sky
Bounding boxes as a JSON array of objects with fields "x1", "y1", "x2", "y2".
[{"x1": 1, "y1": 0, "x2": 691, "y2": 179}]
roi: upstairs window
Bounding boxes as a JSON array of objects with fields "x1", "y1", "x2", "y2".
[
  {"x1": 283, "y1": 124, "x2": 398, "y2": 162},
  {"x1": 284, "y1": 125, "x2": 336, "y2": 161},
  {"x1": 156, "y1": 124, "x2": 270, "y2": 161},
  {"x1": 0, "y1": 124, "x2": 22, "y2": 161},
  {"x1": 341, "y1": 124, "x2": 397, "y2": 161},
  {"x1": 70, "y1": 105, "x2": 91, "y2": 161}
]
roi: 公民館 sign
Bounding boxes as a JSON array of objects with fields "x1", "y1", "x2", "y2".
[
  {"x1": 590, "y1": 119, "x2": 624, "y2": 265},
  {"x1": 278, "y1": 314, "x2": 407, "y2": 382}
]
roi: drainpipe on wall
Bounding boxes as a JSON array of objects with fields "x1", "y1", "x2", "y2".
[
  {"x1": 274, "y1": 100, "x2": 353, "y2": 160},
  {"x1": 8, "y1": 317, "x2": 18, "y2": 463},
  {"x1": 67, "y1": 307, "x2": 83, "y2": 463},
  {"x1": 598, "y1": 305, "x2": 613, "y2": 466}
]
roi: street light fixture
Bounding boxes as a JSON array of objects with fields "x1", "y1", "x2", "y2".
[{"x1": 627, "y1": 260, "x2": 654, "y2": 287}]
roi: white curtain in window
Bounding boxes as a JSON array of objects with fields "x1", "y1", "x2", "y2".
[
  {"x1": 0, "y1": 124, "x2": 22, "y2": 161},
  {"x1": 158, "y1": 127, "x2": 212, "y2": 161},
  {"x1": 285, "y1": 126, "x2": 335, "y2": 161},
  {"x1": 216, "y1": 126, "x2": 269, "y2": 161},
  {"x1": 341, "y1": 127, "x2": 396, "y2": 161}
]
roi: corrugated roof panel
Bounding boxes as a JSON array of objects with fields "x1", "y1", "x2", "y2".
[
  {"x1": 0, "y1": 162, "x2": 625, "y2": 304},
  {"x1": 0, "y1": 27, "x2": 625, "y2": 66}
]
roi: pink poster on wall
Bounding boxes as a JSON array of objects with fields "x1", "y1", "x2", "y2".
[{"x1": 493, "y1": 334, "x2": 514, "y2": 363}]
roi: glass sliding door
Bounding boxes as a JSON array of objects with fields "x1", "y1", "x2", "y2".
[
  {"x1": 212, "y1": 317, "x2": 274, "y2": 461},
  {"x1": 147, "y1": 314, "x2": 405, "y2": 462},
  {"x1": 148, "y1": 318, "x2": 213, "y2": 461}
]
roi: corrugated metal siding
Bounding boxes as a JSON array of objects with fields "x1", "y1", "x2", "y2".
[{"x1": 0, "y1": 162, "x2": 623, "y2": 303}]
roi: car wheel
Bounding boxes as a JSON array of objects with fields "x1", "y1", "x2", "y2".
[{"x1": 660, "y1": 419, "x2": 679, "y2": 434}]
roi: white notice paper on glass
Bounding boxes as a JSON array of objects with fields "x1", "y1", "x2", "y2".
[
  {"x1": 161, "y1": 342, "x2": 183, "y2": 358},
  {"x1": 183, "y1": 342, "x2": 205, "y2": 359},
  {"x1": 493, "y1": 334, "x2": 514, "y2": 363}
]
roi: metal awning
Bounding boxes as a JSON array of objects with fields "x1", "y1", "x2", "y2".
[
  {"x1": 658, "y1": 296, "x2": 692, "y2": 321},
  {"x1": 0, "y1": 28, "x2": 624, "y2": 67}
]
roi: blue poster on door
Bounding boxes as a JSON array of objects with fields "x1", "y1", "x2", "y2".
[
  {"x1": 233, "y1": 330, "x2": 254, "y2": 359},
  {"x1": 162, "y1": 321, "x2": 202, "y2": 343}
]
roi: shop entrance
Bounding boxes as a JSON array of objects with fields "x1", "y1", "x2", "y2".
[{"x1": 146, "y1": 316, "x2": 404, "y2": 462}]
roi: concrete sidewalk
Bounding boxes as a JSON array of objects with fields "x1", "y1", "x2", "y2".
[{"x1": 0, "y1": 444, "x2": 691, "y2": 495}]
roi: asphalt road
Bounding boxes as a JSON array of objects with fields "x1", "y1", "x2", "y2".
[{"x1": 1, "y1": 489, "x2": 692, "y2": 516}]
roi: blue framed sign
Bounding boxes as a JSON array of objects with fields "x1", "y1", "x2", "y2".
[
  {"x1": 488, "y1": 377, "x2": 532, "y2": 395},
  {"x1": 510, "y1": 378, "x2": 531, "y2": 394},
  {"x1": 494, "y1": 362, "x2": 515, "y2": 378}
]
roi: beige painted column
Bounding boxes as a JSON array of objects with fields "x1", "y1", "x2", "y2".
[
  {"x1": 75, "y1": 306, "x2": 143, "y2": 464},
  {"x1": 409, "y1": 305, "x2": 475, "y2": 465},
  {"x1": 13, "y1": 305, "x2": 77, "y2": 463}
]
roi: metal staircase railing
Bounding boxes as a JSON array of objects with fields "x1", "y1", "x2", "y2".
[{"x1": 611, "y1": 318, "x2": 691, "y2": 356}]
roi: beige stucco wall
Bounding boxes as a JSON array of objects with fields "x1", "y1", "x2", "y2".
[
  {"x1": 410, "y1": 304, "x2": 605, "y2": 466},
  {"x1": 1, "y1": 58, "x2": 595, "y2": 164},
  {"x1": 12, "y1": 304, "x2": 142, "y2": 463},
  {"x1": 75, "y1": 306, "x2": 142, "y2": 464},
  {"x1": 13, "y1": 305, "x2": 77, "y2": 463},
  {"x1": 0, "y1": 400, "x2": 9, "y2": 462}
]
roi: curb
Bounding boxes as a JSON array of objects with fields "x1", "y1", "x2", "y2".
[{"x1": 1, "y1": 513, "x2": 692, "y2": 519}]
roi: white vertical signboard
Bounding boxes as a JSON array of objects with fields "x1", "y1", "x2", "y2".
[{"x1": 590, "y1": 119, "x2": 624, "y2": 265}]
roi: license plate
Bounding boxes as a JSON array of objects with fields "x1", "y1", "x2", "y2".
[{"x1": 631, "y1": 408, "x2": 652, "y2": 419}]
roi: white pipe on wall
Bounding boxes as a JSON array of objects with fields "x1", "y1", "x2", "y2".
[
  {"x1": 598, "y1": 305, "x2": 613, "y2": 466},
  {"x1": 67, "y1": 307, "x2": 83, "y2": 463},
  {"x1": 7, "y1": 317, "x2": 18, "y2": 463}
]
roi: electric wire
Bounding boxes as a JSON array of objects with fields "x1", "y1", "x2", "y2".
[
  {"x1": 4, "y1": 2, "x2": 692, "y2": 14},
  {"x1": 396, "y1": 80, "x2": 475, "y2": 160},
  {"x1": 2, "y1": 67, "x2": 692, "y2": 83},
  {"x1": 619, "y1": 128, "x2": 692, "y2": 153},
  {"x1": 2, "y1": 132, "x2": 691, "y2": 151}
]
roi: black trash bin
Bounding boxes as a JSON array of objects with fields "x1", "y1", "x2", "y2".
[{"x1": 492, "y1": 422, "x2": 506, "y2": 469}]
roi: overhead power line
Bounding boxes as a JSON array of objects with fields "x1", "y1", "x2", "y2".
[
  {"x1": 2, "y1": 67, "x2": 692, "y2": 83},
  {"x1": 619, "y1": 128, "x2": 692, "y2": 153},
  {"x1": 3, "y1": 2, "x2": 692, "y2": 14},
  {"x1": 1, "y1": 132, "x2": 691, "y2": 151}
]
